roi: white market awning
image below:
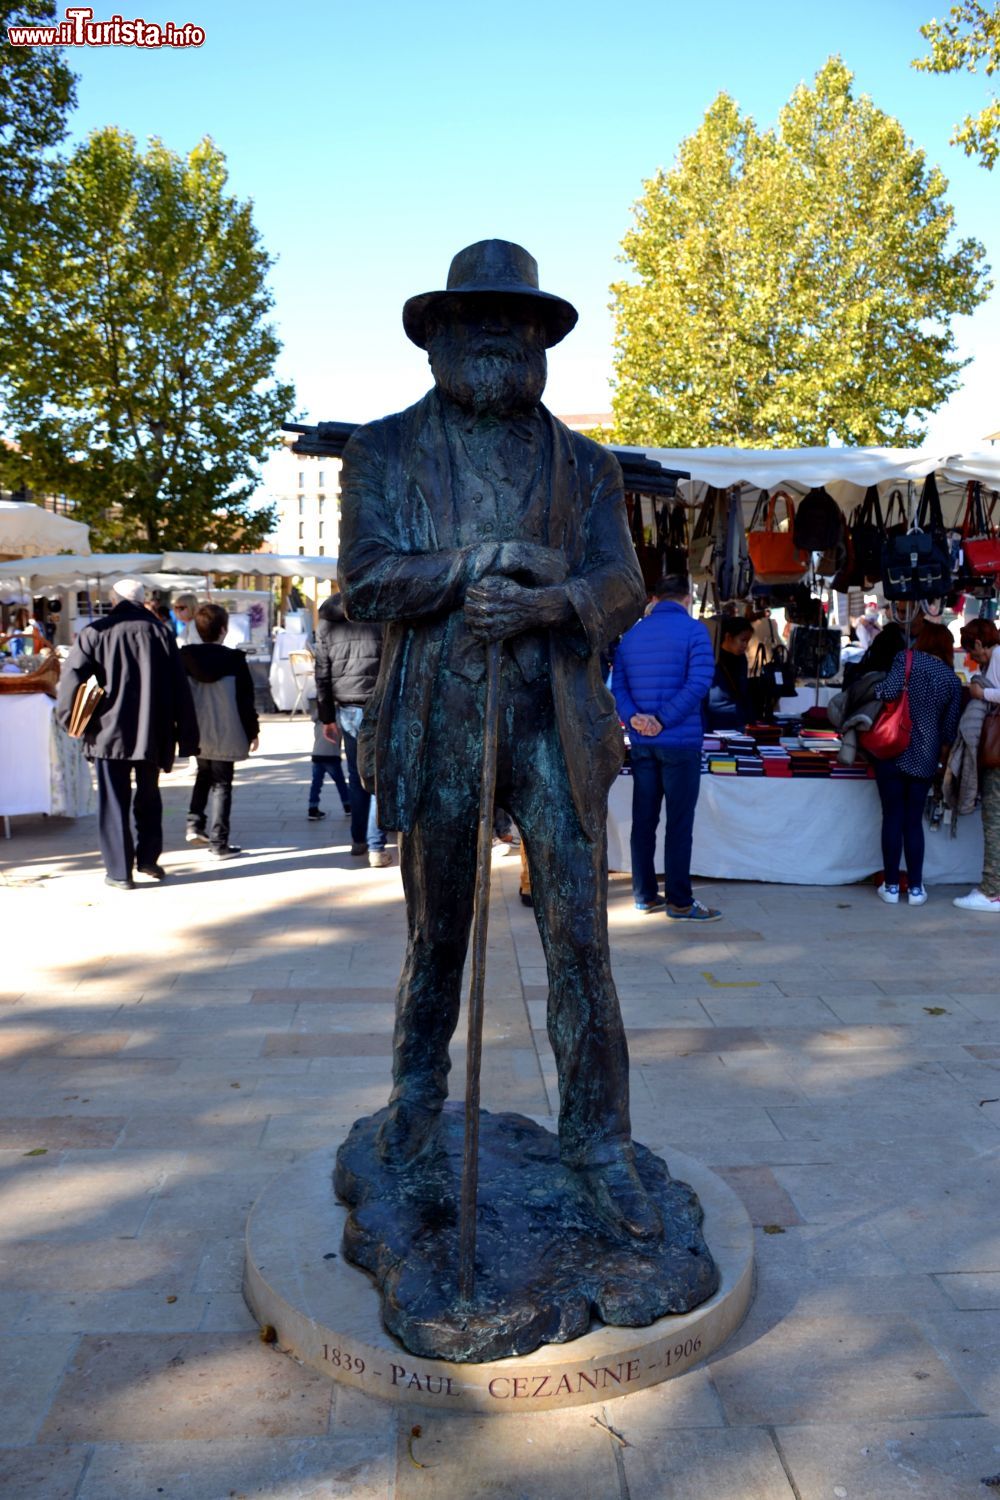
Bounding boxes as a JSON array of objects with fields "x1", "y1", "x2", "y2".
[
  {"x1": 0, "y1": 501, "x2": 90, "y2": 558},
  {"x1": 161, "y1": 552, "x2": 339, "y2": 580},
  {"x1": 0, "y1": 551, "x2": 339, "y2": 587}
]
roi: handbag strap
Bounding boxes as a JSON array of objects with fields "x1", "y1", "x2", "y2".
[
  {"x1": 917, "y1": 474, "x2": 945, "y2": 533},
  {"x1": 884, "y1": 489, "x2": 907, "y2": 529},
  {"x1": 858, "y1": 484, "x2": 885, "y2": 534},
  {"x1": 768, "y1": 490, "x2": 796, "y2": 532},
  {"x1": 749, "y1": 490, "x2": 770, "y2": 533}
]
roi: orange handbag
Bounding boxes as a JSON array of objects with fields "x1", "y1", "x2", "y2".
[{"x1": 746, "y1": 491, "x2": 810, "y2": 584}]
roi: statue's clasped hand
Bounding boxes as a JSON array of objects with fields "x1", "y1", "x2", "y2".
[{"x1": 465, "y1": 576, "x2": 546, "y2": 642}]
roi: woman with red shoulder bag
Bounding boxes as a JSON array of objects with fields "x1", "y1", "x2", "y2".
[{"x1": 870, "y1": 623, "x2": 961, "y2": 907}]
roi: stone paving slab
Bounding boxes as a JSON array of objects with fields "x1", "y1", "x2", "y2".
[{"x1": 2, "y1": 718, "x2": 998, "y2": 1497}]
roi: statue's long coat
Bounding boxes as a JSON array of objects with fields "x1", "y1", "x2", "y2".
[{"x1": 337, "y1": 389, "x2": 645, "y2": 838}]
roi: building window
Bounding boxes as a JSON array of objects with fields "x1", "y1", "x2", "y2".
[
  {"x1": 298, "y1": 471, "x2": 305, "y2": 488},
  {"x1": 318, "y1": 496, "x2": 325, "y2": 513},
  {"x1": 297, "y1": 494, "x2": 304, "y2": 515},
  {"x1": 318, "y1": 520, "x2": 324, "y2": 539},
  {"x1": 318, "y1": 470, "x2": 326, "y2": 487},
  {"x1": 298, "y1": 521, "x2": 304, "y2": 539},
  {"x1": 319, "y1": 545, "x2": 325, "y2": 556},
  {"x1": 298, "y1": 545, "x2": 304, "y2": 555}
]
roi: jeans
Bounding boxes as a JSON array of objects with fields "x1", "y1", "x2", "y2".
[
  {"x1": 337, "y1": 706, "x2": 385, "y2": 851},
  {"x1": 309, "y1": 755, "x2": 350, "y2": 811},
  {"x1": 874, "y1": 759, "x2": 931, "y2": 888},
  {"x1": 629, "y1": 744, "x2": 703, "y2": 909},
  {"x1": 188, "y1": 758, "x2": 234, "y2": 850}
]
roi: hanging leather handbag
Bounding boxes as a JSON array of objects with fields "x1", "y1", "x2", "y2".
[
  {"x1": 962, "y1": 483, "x2": 1000, "y2": 577},
  {"x1": 689, "y1": 490, "x2": 718, "y2": 582},
  {"x1": 859, "y1": 650, "x2": 914, "y2": 759},
  {"x1": 747, "y1": 490, "x2": 809, "y2": 583},
  {"x1": 716, "y1": 485, "x2": 754, "y2": 601},
  {"x1": 789, "y1": 625, "x2": 841, "y2": 681},
  {"x1": 762, "y1": 643, "x2": 797, "y2": 697},
  {"x1": 980, "y1": 707, "x2": 1000, "y2": 771},
  {"x1": 849, "y1": 485, "x2": 886, "y2": 585},
  {"x1": 659, "y1": 501, "x2": 689, "y2": 577}
]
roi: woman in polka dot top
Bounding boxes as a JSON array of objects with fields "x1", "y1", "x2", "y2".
[{"x1": 871, "y1": 622, "x2": 961, "y2": 906}]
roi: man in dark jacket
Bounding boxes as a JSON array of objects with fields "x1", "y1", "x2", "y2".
[
  {"x1": 313, "y1": 593, "x2": 387, "y2": 867},
  {"x1": 612, "y1": 574, "x2": 720, "y2": 921},
  {"x1": 56, "y1": 578, "x2": 199, "y2": 889}
]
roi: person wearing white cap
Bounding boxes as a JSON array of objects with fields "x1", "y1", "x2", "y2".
[{"x1": 56, "y1": 578, "x2": 200, "y2": 888}]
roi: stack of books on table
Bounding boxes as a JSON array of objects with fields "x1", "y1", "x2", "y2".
[
  {"x1": 706, "y1": 755, "x2": 738, "y2": 775},
  {"x1": 788, "y1": 749, "x2": 833, "y2": 777},
  {"x1": 829, "y1": 761, "x2": 875, "y2": 780},
  {"x1": 758, "y1": 746, "x2": 792, "y2": 777}
]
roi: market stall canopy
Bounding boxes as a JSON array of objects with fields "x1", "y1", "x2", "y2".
[
  {"x1": 0, "y1": 551, "x2": 161, "y2": 584},
  {"x1": 161, "y1": 551, "x2": 339, "y2": 580},
  {"x1": 630, "y1": 445, "x2": 1000, "y2": 525},
  {"x1": 0, "y1": 551, "x2": 339, "y2": 586},
  {"x1": 0, "y1": 501, "x2": 90, "y2": 558}
]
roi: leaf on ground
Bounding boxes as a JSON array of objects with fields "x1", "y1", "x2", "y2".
[
  {"x1": 23, "y1": 1148, "x2": 47, "y2": 1156},
  {"x1": 923, "y1": 1006, "x2": 949, "y2": 1015},
  {"x1": 166, "y1": 1295, "x2": 177, "y2": 1304},
  {"x1": 762, "y1": 1224, "x2": 785, "y2": 1234}
]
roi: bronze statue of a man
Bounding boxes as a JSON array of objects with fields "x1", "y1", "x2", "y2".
[{"x1": 338, "y1": 240, "x2": 658, "y2": 1240}]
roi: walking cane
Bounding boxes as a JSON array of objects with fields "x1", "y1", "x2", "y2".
[{"x1": 457, "y1": 638, "x2": 502, "y2": 1304}]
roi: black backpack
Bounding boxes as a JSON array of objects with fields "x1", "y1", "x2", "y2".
[
  {"x1": 794, "y1": 486, "x2": 844, "y2": 553},
  {"x1": 881, "y1": 489, "x2": 951, "y2": 600}
]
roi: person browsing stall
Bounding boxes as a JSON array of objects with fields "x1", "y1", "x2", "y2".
[
  {"x1": 871, "y1": 621, "x2": 961, "y2": 907},
  {"x1": 612, "y1": 574, "x2": 720, "y2": 922},
  {"x1": 954, "y1": 619, "x2": 1000, "y2": 913},
  {"x1": 180, "y1": 603, "x2": 259, "y2": 859}
]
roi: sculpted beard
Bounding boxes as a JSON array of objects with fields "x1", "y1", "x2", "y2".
[{"x1": 429, "y1": 330, "x2": 547, "y2": 417}]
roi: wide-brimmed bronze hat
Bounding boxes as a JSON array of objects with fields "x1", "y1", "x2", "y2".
[{"x1": 403, "y1": 239, "x2": 578, "y2": 350}]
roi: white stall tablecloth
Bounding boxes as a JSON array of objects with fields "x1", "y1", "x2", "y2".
[
  {"x1": 0, "y1": 693, "x2": 54, "y2": 815},
  {"x1": 607, "y1": 773, "x2": 983, "y2": 886}
]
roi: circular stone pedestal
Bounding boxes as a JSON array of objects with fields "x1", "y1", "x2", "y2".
[{"x1": 243, "y1": 1142, "x2": 753, "y2": 1414}]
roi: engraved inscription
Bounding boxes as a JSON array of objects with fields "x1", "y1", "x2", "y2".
[{"x1": 488, "y1": 1358, "x2": 642, "y2": 1400}]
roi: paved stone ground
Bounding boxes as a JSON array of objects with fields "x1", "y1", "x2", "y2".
[{"x1": 2, "y1": 717, "x2": 999, "y2": 1500}]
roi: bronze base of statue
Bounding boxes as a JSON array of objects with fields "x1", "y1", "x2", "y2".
[{"x1": 333, "y1": 1104, "x2": 720, "y2": 1363}]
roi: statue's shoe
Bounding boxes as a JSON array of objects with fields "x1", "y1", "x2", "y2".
[
  {"x1": 581, "y1": 1156, "x2": 664, "y2": 1241},
  {"x1": 375, "y1": 1100, "x2": 442, "y2": 1168}
]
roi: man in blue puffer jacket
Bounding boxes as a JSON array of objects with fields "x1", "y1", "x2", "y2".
[{"x1": 612, "y1": 574, "x2": 721, "y2": 922}]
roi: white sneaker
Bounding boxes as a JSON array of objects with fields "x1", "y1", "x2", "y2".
[
  {"x1": 877, "y1": 883, "x2": 900, "y2": 904},
  {"x1": 907, "y1": 886, "x2": 928, "y2": 906},
  {"x1": 368, "y1": 850, "x2": 392, "y2": 868},
  {"x1": 953, "y1": 888, "x2": 1000, "y2": 912}
]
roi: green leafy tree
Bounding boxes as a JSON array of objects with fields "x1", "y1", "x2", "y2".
[
  {"x1": 0, "y1": 0, "x2": 76, "y2": 281},
  {"x1": 0, "y1": 128, "x2": 294, "y2": 549},
  {"x1": 914, "y1": 2, "x2": 1000, "y2": 170},
  {"x1": 610, "y1": 59, "x2": 991, "y2": 448}
]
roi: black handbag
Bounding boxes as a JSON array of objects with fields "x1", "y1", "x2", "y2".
[
  {"x1": 790, "y1": 626, "x2": 841, "y2": 680},
  {"x1": 836, "y1": 485, "x2": 884, "y2": 588},
  {"x1": 758, "y1": 643, "x2": 797, "y2": 697}
]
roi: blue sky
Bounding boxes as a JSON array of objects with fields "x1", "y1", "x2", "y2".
[{"x1": 61, "y1": 0, "x2": 1000, "y2": 448}]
